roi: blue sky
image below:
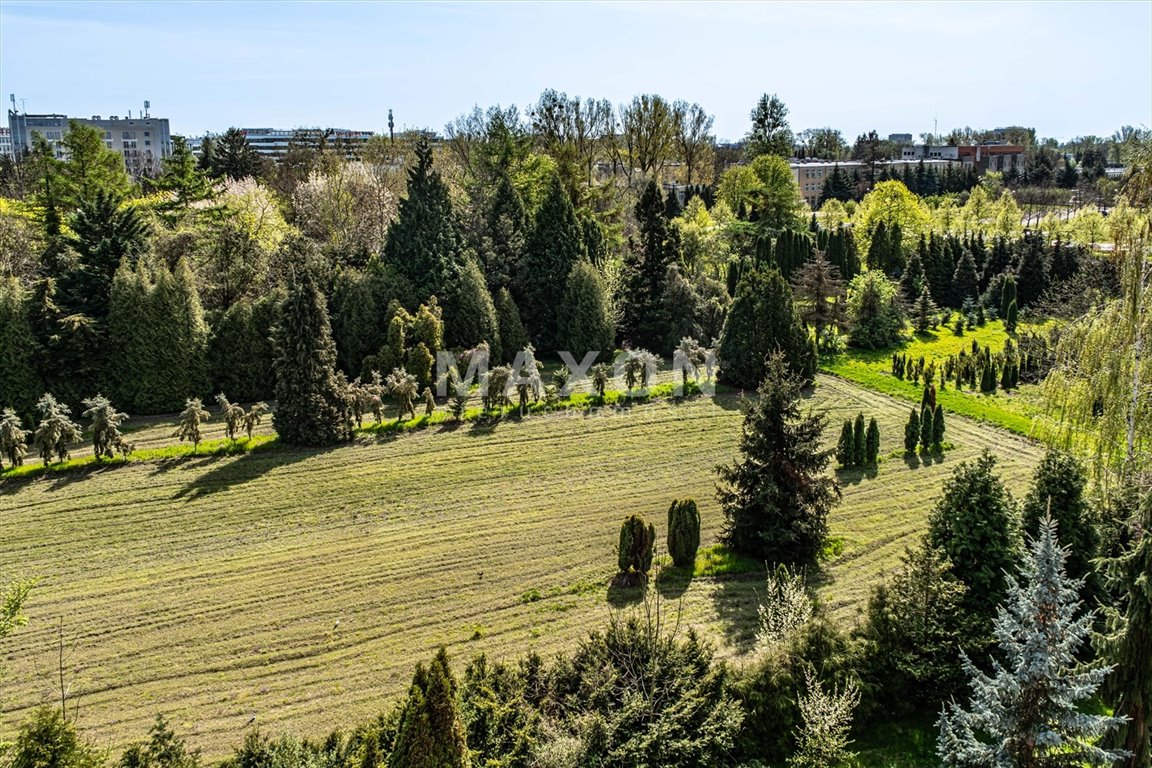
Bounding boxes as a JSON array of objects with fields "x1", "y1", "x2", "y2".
[{"x1": 2, "y1": 1, "x2": 1149, "y2": 143}]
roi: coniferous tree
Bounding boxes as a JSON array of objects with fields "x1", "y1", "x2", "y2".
[
  {"x1": 331, "y1": 270, "x2": 382, "y2": 378},
  {"x1": 384, "y1": 138, "x2": 464, "y2": 304},
  {"x1": 493, "y1": 288, "x2": 529, "y2": 364},
  {"x1": 32, "y1": 393, "x2": 82, "y2": 464},
  {"x1": 904, "y1": 408, "x2": 920, "y2": 453},
  {"x1": 951, "y1": 250, "x2": 980, "y2": 308},
  {"x1": 556, "y1": 260, "x2": 615, "y2": 362},
  {"x1": 516, "y1": 174, "x2": 585, "y2": 352},
  {"x1": 718, "y1": 267, "x2": 811, "y2": 388},
  {"x1": 173, "y1": 397, "x2": 210, "y2": 452},
  {"x1": 208, "y1": 293, "x2": 280, "y2": 403},
  {"x1": 928, "y1": 451, "x2": 1022, "y2": 629},
  {"x1": 61, "y1": 190, "x2": 149, "y2": 320},
  {"x1": 938, "y1": 517, "x2": 1125, "y2": 767},
  {"x1": 667, "y1": 498, "x2": 702, "y2": 570},
  {"x1": 208, "y1": 127, "x2": 264, "y2": 180},
  {"x1": 621, "y1": 181, "x2": 679, "y2": 349},
  {"x1": 446, "y1": 257, "x2": 501, "y2": 361},
  {"x1": 391, "y1": 648, "x2": 471, "y2": 768},
  {"x1": 932, "y1": 404, "x2": 946, "y2": 448},
  {"x1": 0, "y1": 278, "x2": 40, "y2": 419},
  {"x1": 791, "y1": 252, "x2": 845, "y2": 335},
  {"x1": 482, "y1": 172, "x2": 527, "y2": 292},
  {"x1": 272, "y1": 268, "x2": 348, "y2": 446},
  {"x1": 617, "y1": 514, "x2": 656, "y2": 580},
  {"x1": 1021, "y1": 450, "x2": 1098, "y2": 591},
  {"x1": 852, "y1": 412, "x2": 867, "y2": 467},
  {"x1": 82, "y1": 394, "x2": 129, "y2": 460},
  {"x1": 836, "y1": 419, "x2": 855, "y2": 468},
  {"x1": 865, "y1": 417, "x2": 880, "y2": 464},
  {"x1": 900, "y1": 249, "x2": 927, "y2": 304},
  {"x1": 717, "y1": 352, "x2": 839, "y2": 566},
  {"x1": 913, "y1": 285, "x2": 938, "y2": 333},
  {"x1": 1014, "y1": 233, "x2": 1049, "y2": 308},
  {"x1": 1096, "y1": 490, "x2": 1152, "y2": 765},
  {"x1": 0, "y1": 408, "x2": 30, "y2": 470},
  {"x1": 920, "y1": 405, "x2": 935, "y2": 450}
]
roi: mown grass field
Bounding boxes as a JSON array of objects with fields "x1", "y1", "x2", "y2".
[
  {"x1": 0, "y1": 374, "x2": 1043, "y2": 758},
  {"x1": 822, "y1": 319, "x2": 1048, "y2": 436}
]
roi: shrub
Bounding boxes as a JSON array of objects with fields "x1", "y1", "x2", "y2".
[
  {"x1": 617, "y1": 514, "x2": 655, "y2": 580},
  {"x1": 836, "y1": 419, "x2": 855, "y2": 468},
  {"x1": 904, "y1": 409, "x2": 920, "y2": 453},
  {"x1": 667, "y1": 498, "x2": 701, "y2": 570},
  {"x1": 865, "y1": 417, "x2": 880, "y2": 465},
  {"x1": 852, "y1": 412, "x2": 866, "y2": 467}
]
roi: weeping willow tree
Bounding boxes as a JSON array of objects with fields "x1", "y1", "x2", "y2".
[{"x1": 1039, "y1": 195, "x2": 1150, "y2": 489}]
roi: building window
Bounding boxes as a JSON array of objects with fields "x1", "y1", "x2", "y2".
[
  {"x1": 145, "y1": 140, "x2": 151, "y2": 146},
  {"x1": 144, "y1": 132, "x2": 150, "y2": 137},
  {"x1": 122, "y1": 131, "x2": 136, "y2": 140}
]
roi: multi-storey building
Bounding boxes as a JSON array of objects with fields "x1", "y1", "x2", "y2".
[
  {"x1": 0, "y1": 127, "x2": 11, "y2": 158},
  {"x1": 7, "y1": 108, "x2": 172, "y2": 175},
  {"x1": 791, "y1": 158, "x2": 959, "y2": 208},
  {"x1": 901, "y1": 142, "x2": 1024, "y2": 174}
]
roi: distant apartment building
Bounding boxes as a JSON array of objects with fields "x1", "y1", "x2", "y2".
[
  {"x1": 0, "y1": 127, "x2": 11, "y2": 158},
  {"x1": 7, "y1": 108, "x2": 172, "y2": 175},
  {"x1": 790, "y1": 158, "x2": 957, "y2": 208},
  {"x1": 901, "y1": 142, "x2": 1024, "y2": 174},
  {"x1": 239, "y1": 127, "x2": 376, "y2": 159},
  {"x1": 888, "y1": 133, "x2": 913, "y2": 144}
]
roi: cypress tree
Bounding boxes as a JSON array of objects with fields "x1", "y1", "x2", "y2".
[
  {"x1": 853, "y1": 412, "x2": 867, "y2": 466},
  {"x1": 482, "y1": 172, "x2": 527, "y2": 292},
  {"x1": 391, "y1": 648, "x2": 471, "y2": 768},
  {"x1": 837, "y1": 419, "x2": 855, "y2": 468},
  {"x1": 920, "y1": 405, "x2": 934, "y2": 451},
  {"x1": 445, "y1": 257, "x2": 501, "y2": 362},
  {"x1": 383, "y1": 138, "x2": 463, "y2": 303},
  {"x1": 717, "y1": 352, "x2": 839, "y2": 566},
  {"x1": 494, "y1": 288, "x2": 529, "y2": 365},
  {"x1": 516, "y1": 174, "x2": 585, "y2": 352},
  {"x1": 932, "y1": 404, "x2": 945, "y2": 448},
  {"x1": 865, "y1": 417, "x2": 880, "y2": 464},
  {"x1": 332, "y1": 270, "x2": 382, "y2": 378},
  {"x1": 0, "y1": 278, "x2": 41, "y2": 420},
  {"x1": 938, "y1": 517, "x2": 1125, "y2": 767},
  {"x1": 717, "y1": 267, "x2": 811, "y2": 388},
  {"x1": 927, "y1": 451, "x2": 1021, "y2": 629},
  {"x1": 107, "y1": 261, "x2": 149, "y2": 411},
  {"x1": 666, "y1": 499, "x2": 701, "y2": 570},
  {"x1": 617, "y1": 514, "x2": 656, "y2": 578},
  {"x1": 904, "y1": 408, "x2": 920, "y2": 453},
  {"x1": 1014, "y1": 232, "x2": 1048, "y2": 308},
  {"x1": 272, "y1": 268, "x2": 348, "y2": 446},
  {"x1": 1021, "y1": 450, "x2": 1098, "y2": 591},
  {"x1": 556, "y1": 260, "x2": 615, "y2": 363},
  {"x1": 1005, "y1": 299, "x2": 1018, "y2": 334},
  {"x1": 621, "y1": 181, "x2": 680, "y2": 349},
  {"x1": 142, "y1": 259, "x2": 209, "y2": 414},
  {"x1": 951, "y1": 250, "x2": 979, "y2": 308}
]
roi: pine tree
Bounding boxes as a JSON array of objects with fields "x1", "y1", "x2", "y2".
[
  {"x1": 173, "y1": 397, "x2": 210, "y2": 452},
  {"x1": 272, "y1": 268, "x2": 348, "y2": 446},
  {"x1": 928, "y1": 451, "x2": 1022, "y2": 628},
  {"x1": 81, "y1": 395, "x2": 129, "y2": 460},
  {"x1": 482, "y1": 172, "x2": 527, "y2": 292},
  {"x1": 556, "y1": 260, "x2": 615, "y2": 363},
  {"x1": 904, "y1": 408, "x2": 920, "y2": 453},
  {"x1": 836, "y1": 419, "x2": 855, "y2": 468},
  {"x1": 938, "y1": 517, "x2": 1125, "y2": 767},
  {"x1": 493, "y1": 288, "x2": 529, "y2": 364},
  {"x1": 865, "y1": 417, "x2": 880, "y2": 464},
  {"x1": 516, "y1": 174, "x2": 585, "y2": 352},
  {"x1": 852, "y1": 412, "x2": 867, "y2": 467},
  {"x1": 900, "y1": 249, "x2": 927, "y2": 304},
  {"x1": 1014, "y1": 233, "x2": 1049, "y2": 308},
  {"x1": 791, "y1": 252, "x2": 845, "y2": 335},
  {"x1": 60, "y1": 189, "x2": 149, "y2": 320},
  {"x1": 1022, "y1": 450, "x2": 1098, "y2": 591},
  {"x1": 32, "y1": 393, "x2": 82, "y2": 464},
  {"x1": 718, "y1": 267, "x2": 811, "y2": 388},
  {"x1": 717, "y1": 352, "x2": 839, "y2": 566},
  {"x1": 390, "y1": 648, "x2": 471, "y2": 768},
  {"x1": 1096, "y1": 490, "x2": 1152, "y2": 765},
  {"x1": 0, "y1": 278, "x2": 41, "y2": 420},
  {"x1": 383, "y1": 138, "x2": 464, "y2": 304},
  {"x1": 208, "y1": 128, "x2": 264, "y2": 180},
  {"x1": 913, "y1": 285, "x2": 938, "y2": 333},
  {"x1": 0, "y1": 408, "x2": 30, "y2": 470},
  {"x1": 951, "y1": 250, "x2": 979, "y2": 308},
  {"x1": 667, "y1": 498, "x2": 701, "y2": 570},
  {"x1": 932, "y1": 404, "x2": 946, "y2": 448}
]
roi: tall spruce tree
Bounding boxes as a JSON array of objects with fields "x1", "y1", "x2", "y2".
[
  {"x1": 61, "y1": 190, "x2": 149, "y2": 320},
  {"x1": 0, "y1": 278, "x2": 40, "y2": 420},
  {"x1": 718, "y1": 267, "x2": 812, "y2": 389},
  {"x1": 1021, "y1": 450, "x2": 1099, "y2": 590},
  {"x1": 493, "y1": 288, "x2": 529, "y2": 365},
  {"x1": 938, "y1": 517, "x2": 1125, "y2": 767},
  {"x1": 557, "y1": 260, "x2": 615, "y2": 362},
  {"x1": 1096, "y1": 490, "x2": 1152, "y2": 765},
  {"x1": 383, "y1": 138, "x2": 464, "y2": 304},
  {"x1": 717, "y1": 352, "x2": 839, "y2": 566},
  {"x1": 951, "y1": 250, "x2": 980, "y2": 308},
  {"x1": 900, "y1": 249, "x2": 927, "y2": 304},
  {"x1": 621, "y1": 180, "x2": 680, "y2": 349},
  {"x1": 928, "y1": 451, "x2": 1022, "y2": 629},
  {"x1": 331, "y1": 270, "x2": 382, "y2": 378},
  {"x1": 515, "y1": 174, "x2": 585, "y2": 352},
  {"x1": 272, "y1": 268, "x2": 348, "y2": 446},
  {"x1": 390, "y1": 648, "x2": 471, "y2": 768},
  {"x1": 1014, "y1": 232, "x2": 1049, "y2": 308},
  {"x1": 446, "y1": 257, "x2": 502, "y2": 361},
  {"x1": 482, "y1": 172, "x2": 528, "y2": 292}
]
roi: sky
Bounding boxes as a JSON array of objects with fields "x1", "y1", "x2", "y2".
[{"x1": 2, "y1": 1, "x2": 1150, "y2": 144}]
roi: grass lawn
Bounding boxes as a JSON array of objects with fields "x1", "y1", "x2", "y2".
[
  {"x1": 822, "y1": 319, "x2": 1047, "y2": 437},
  {"x1": 0, "y1": 374, "x2": 1043, "y2": 758}
]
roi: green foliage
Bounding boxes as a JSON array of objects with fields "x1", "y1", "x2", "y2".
[
  {"x1": 61, "y1": 190, "x2": 149, "y2": 320},
  {"x1": 446, "y1": 258, "x2": 501, "y2": 361},
  {"x1": 616, "y1": 514, "x2": 655, "y2": 579},
  {"x1": 621, "y1": 181, "x2": 679, "y2": 350},
  {"x1": 927, "y1": 451, "x2": 1021, "y2": 628},
  {"x1": 744, "y1": 93, "x2": 793, "y2": 160},
  {"x1": 118, "y1": 714, "x2": 201, "y2": 768},
  {"x1": 846, "y1": 271, "x2": 905, "y2": 350},
  {"x1": 919, "y1": 405, "x2": 934, "y2": 451},
  {"x1": 865, "y1": 417, "x2": 880, "y2": 464},
  {"x1": 1022, "y1": 450, "x2": 1099, "y2": 592},
  {"x1": 515, "y1": 174, "x2": 585, "y2": 352},
  {"x1": 717, "y1": 352, "x2": 839, "y2": 566},
  {"x1": 173, "y1": 398, "x2": 210, "y2": 452},
  {"x1": 0, "y1": 407, "x2": 31, "y2": 470},
  {"x1": 208, "y1": 292, "x2": 281, "y2": 403},
  {"x1": 205, "y1": 128, "x2": 265, "y2": 181},
  {"x1": 272, "y1": 269, "x2": 348, "y2": 446},
  {"x1": 938, "y1": 516, "x2": 1125, "y2": 767},
  {"x1": 904, "y1": 408, "x2": 920, "y2": 453},
  {"x1": 718, "y1": 267, "x2": 811, "y2": 389},
  {"x1": 57, "y1": 120, "x2": 133, "y2": 206},
  {"x1": 1, "y1": 577, "x2": 35, "y2": 640},
  {"x1": 836, "y1": 419, "x2": 855, "y2": 468},
  {"x1": 493, "y1": 289, "x2": 529, "y2": 365},
  {"x1": 951, "y1": 251, "x2": 979, "y2": 308},
  {"x1": 331, "y1": 270, "x2": 382, "y2": 378},
  {"x1": 666, "y1": 498, "x2": 701, "y2": 570},
  {"x1": 852, "y1": 412, "x2": 867, "y2": 467},
  {"x1": 459, "y1": 654, "x2": 539, "y2": 768},
  {"x1": 858, "y1": 542, "x2": 970, "y2": 715},
  {"x1": 557, "y1": 261, "x2": 615, "y2": 362},
  {"x1": 788, "y1": 669, "x2": 861, "y2": 768},
  {"x1": 82, "y1": 395, "x2": 130, "y2": 460},
  {"x1": 32, "y1": 393, "x2": 82, "y2": 464},
  {"x1": 6, "y1": 707, "x2": 105, "y2": 768},
  {"x1": 390, "y1": 647, "x2": 471, "y2": 768},
  {"x1": 384, "y1": 138, "x2": 464, "y2": 304},
  {"x1": 0, "y1": 278, "x2": 40, "y2": 419}
]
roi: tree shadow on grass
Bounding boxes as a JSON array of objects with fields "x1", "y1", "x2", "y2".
[
  {"x1": 606, "y1": 577, "x2": 646, "y2": 608},
  {"x1": 172, "y1": 442, "x2": 335, "y2": 501},
  {"x1": 834, "y1": 464, "x2": 880, "y2": 486},
  {"x1": 654, "y1": 566, "x2": 693, "y2": 601},
  {"x1": 708, "y1": 571, "x2": 764, "y2": 654}
]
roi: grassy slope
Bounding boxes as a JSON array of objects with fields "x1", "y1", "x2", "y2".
[
  {"x1": 0, "y1": 375, "x2": 1042, "y2": 758},
  {"x1": 822, "y1": 320, "x2": 1045, "y2": 436}
]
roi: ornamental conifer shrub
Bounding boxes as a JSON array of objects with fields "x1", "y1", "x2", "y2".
[
  {"x1": 667, "y1": 499, "x2": 701, "y2": 570},
  {"x1": 852, "y1": 413, "x2": 866, "y2": 466},
  {"x1": 836, "y1": 420, "x2": 855, "y2": 468},
  {"x1": 904, "y1": 409, "x2": 920, "y2": 453},
  {"x1": 617, "y1": 515, "x2": 655, "y2": 582},
  {"x1": 865, "y1": 417, "x2": 880, "y2": 465}
]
